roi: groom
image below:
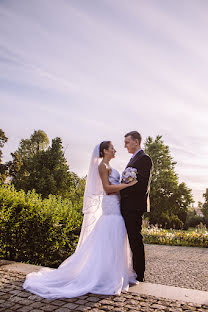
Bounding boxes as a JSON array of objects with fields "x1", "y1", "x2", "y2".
[{"x1": 120, "y1": 131, "x2": 153, "y2": 282}]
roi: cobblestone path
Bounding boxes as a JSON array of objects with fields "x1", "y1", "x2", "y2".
[{"x1": 1, "y1": 244, "x2": 208, "y2": 311}]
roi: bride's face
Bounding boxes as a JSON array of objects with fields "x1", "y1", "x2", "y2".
[{"x1": 105, "y1": 143, "x2": 116, "y2": 159}]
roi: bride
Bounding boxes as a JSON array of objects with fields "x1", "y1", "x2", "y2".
[{"x1": 23, "y1": 141, "x2": 138, "y2": 298}]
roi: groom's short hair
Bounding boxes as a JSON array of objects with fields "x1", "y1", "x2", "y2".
[{"x1": 125, "y1": 131, "x2": 142, "y2": 144}]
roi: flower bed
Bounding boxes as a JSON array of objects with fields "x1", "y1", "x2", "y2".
[{"x1": 142, "y1": 226, "x2": 208, "y2": 248}]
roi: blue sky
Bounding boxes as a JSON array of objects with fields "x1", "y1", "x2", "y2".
[{"x1": 1, "y1": 0, "x2": 208, "y2": 205}]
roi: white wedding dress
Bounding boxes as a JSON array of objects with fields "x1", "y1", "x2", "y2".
[{"x1": 23, "y1": 168, "x2": 137, "y2": 298}]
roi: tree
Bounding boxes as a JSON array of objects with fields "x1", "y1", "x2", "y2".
[
  {"x1": 201, "y1": 189, "x2": 208, "y2": 226},
  {"x1": 184, "y1": 205, "x2": 204, "y2": 229},
  {"x1": 7, "y1": 131, "x2": 77, "y2": 199},
  {"x1": 144, "y1": 135, "x2": 193, "y2": 229},
  {"x1": 16, "y1": 129, "x2": 49, "y2": 159},
  {"x1": 7, "y1": 130, "x2": 49, "y2": 188},
  {"x1": 69, "y1": 172, "x2": 86, "y2": 211},
  {"x1": 0, "y1": 129, "x2": 8, "y2": 183},
  {"x1": 24, "y1": 137, "x2": 75, "y2": 198}
]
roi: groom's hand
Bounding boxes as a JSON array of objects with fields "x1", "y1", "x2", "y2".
[
  {"x1": 122, "y1": 157, "x2": 152, "y2": 194},
  {"x1": 107, "y1": 191, "x2": 120, "y2": 195}
]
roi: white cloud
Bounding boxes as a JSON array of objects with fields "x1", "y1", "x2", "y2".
[{"x1": 0, "y1": 0, "x2": 208, "y2": 204}]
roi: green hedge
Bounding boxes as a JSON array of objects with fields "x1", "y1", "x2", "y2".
[
  {"x1": 1, "y1": 184, "x2": 207, "y2": 270},
  {"x1": 0, "y1": 184, "x2": 83, "y2": 267}
]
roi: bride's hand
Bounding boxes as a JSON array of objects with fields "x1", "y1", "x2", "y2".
[{"x1": 127, "y1": 180, "x2": 138, "y2": 187}]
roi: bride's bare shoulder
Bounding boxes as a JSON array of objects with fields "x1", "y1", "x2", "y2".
[
  {"x1": 99, "y1": 162, "x2": 107, "y2": 171},
  {"x1": 98, "y1": 162, "x2": 110, "y2": 175}
]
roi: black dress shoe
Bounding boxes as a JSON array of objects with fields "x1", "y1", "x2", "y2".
[{"x1": 136, "y1": 277, "x2": 145, "y2": 282}]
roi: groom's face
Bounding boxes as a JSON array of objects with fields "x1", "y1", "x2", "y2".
[{"x1": 124, "y1": 136, "x2": 138, "y2": 154}]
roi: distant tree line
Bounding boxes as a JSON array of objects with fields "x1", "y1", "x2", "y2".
[{"x1": 200, "y1": 189, "x2": 208, "y2": 226}]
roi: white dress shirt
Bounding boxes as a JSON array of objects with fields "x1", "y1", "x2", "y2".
[{"x1": 130, "y1": 148, "x2": 143, "y2": 161}]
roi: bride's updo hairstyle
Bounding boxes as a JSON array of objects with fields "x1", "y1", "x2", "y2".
[{"x1": 99, "y1": 141, "x2": 111, "y2": 158}]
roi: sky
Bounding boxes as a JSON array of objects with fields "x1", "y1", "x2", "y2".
[{"x1": 0, "y1": 0, "x2": 208, "y2": 205}]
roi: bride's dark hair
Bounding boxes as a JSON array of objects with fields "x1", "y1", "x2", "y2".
[{"x1": 99, "y1": 141, "x2": 111, "y2": 158}]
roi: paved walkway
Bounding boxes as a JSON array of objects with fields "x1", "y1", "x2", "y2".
[
  {"x1": 0, "y1": 244, "x2": 208, "y2": 311},
  {"x1": 144, "y1": 244, "x2": 208, "y2": 291}
]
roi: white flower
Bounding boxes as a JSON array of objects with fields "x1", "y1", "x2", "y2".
[{"x1": 121, "y1": 167, "x2": 138, "y2": 184}]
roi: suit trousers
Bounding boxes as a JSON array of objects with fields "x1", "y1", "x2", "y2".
[{"x1": 122, "y1": 210, "x2": 145, "y2": 279}]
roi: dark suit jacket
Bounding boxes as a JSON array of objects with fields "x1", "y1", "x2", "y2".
[{"x1": 120, "y1": 150, "x2": 153, "y2": 214}]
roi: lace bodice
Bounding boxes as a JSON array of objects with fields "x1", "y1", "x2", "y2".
[{"x1": 102, "y1": 168, "x2": 121, "y2": 215}]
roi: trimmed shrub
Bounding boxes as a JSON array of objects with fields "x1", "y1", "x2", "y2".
[
  {"x1": 185, "y1": 215, "x2": 205, "y2": 229},
  {"x1": 0, "y1": 184, "x2": 83, "y2": 267}
]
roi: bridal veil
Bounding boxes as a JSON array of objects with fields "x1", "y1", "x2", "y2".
[{"x1": 76, "y1": 144, "x2": 104, "y2": 250}]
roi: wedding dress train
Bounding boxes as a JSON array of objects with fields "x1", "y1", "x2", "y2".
[{"x1": 23, "y1": 168, "x2": 136, "y2": 298}]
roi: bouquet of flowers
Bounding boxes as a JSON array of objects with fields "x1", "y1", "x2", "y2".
[{"x1": 121, "y1": 167, "x2": 138, "y2": 184}]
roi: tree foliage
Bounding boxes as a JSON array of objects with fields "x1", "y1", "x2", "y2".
[
  {"x1": 17, "y1": 129, "x2": 49, "y2": 159},
  {"x1": 201, "y1": 189, "x2": 208, "y2": 226},
  {"x1": 0, "y1": 129, "x2": 8, "y2": 183},
  {"x1": 7, "y1": 130, "x2": 49, "y2": 187},
  {"x1": 7, "y1": 130, "x2": 81, "y2": 199},
  {"x1": 184, "y1": 206, "x2": 204, "y2": 229},
  {"x1": 144, "y1": 135, "x2": 193, "y2": 229}
]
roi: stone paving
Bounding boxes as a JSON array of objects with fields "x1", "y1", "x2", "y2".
[
  {"x1": 0, "y1": 269, "x2": 208, "y2": 312},
  {"x1": 144, "y1": 244, "x2": 208, "y2": 291},
  {"x1": 0, "y1": 244, "x2": 208, "y2": 311}
]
